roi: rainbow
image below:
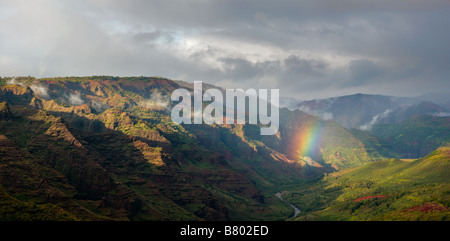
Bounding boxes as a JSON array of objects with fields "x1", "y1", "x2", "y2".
[{"x1": 295, "y1": 119, "x2": 325, "y2": 159}]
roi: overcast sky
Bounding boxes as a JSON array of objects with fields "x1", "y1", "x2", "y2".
[{"x1": 1, "y1": 0, "x2": 449, "y2": 99}]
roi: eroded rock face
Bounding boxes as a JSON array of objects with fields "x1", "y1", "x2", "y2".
[
  {"x1": 0, "y1": 116, "x2": 165, "y2": 220},
  {"x1": 0, "y1": 102, "x2": 12, "y2": 120},
  {"x1": 0, "y1": 85, "x2": 34, "y2": 106},
  {"x1": 0, "y1": 77, "x2": 330, "y2": 221}
]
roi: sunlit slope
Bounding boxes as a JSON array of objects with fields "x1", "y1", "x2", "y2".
[
  {"x1": 370, "y1": 115, "x2": 450, "y2": 158},
  {"x1": 248, "y1": 108, "x2": 386, "y2": 171},
  {"x1": 288, "y1": 146, "x2": 450, "y2": 220}
]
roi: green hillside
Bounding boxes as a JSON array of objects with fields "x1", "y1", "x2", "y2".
[
  {"x1": 1, "y1": 76, "x2": 449, "y2": 221},
  {"x1": 244, "y1": 108, "x2": 385, "y2": 172},
  {"x1": 370, "y1": 115, "x2": 450, "y2": 158},
  {"x1": 284, "y1": 146, "x2": 450, "y2": 221}
]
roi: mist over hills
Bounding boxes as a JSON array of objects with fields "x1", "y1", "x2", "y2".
[
  {"x1": 281, "y1": 92, "x2": 450, "y2": 129},
  {"x1": 1, "y1": 0, "x2": 450, "y2": 223},
  {"x1": 0, "y1": 76, "x2": 449, "y2": 221}
]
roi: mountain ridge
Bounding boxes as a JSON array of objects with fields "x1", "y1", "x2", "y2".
[{"x1": 0, "y1": 76, "x2": 448, "y2": 221}]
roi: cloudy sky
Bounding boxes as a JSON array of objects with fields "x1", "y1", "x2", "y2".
[{"x1": 1, "y1": 0, "x2": 449, "y2": 99}]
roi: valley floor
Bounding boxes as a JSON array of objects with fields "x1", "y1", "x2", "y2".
[{"x1": 277, "y1": 146, "x2": 450, "y2": 221}]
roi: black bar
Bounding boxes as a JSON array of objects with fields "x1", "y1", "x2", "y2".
[{"x1": 0, "y1": 221, "x2": 445, "y2": 240}]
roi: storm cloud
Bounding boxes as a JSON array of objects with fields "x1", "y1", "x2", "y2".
[{"x1": 1, "y1": 0, "x2": 449, "y2": 99}]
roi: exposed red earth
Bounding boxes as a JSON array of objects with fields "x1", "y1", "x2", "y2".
[
  {"x1": 353, "y1": 195, "x2": 388, "y2": 202},
  {"x1": 403, "y1": 203, "x2": 449, "y2": 213}
]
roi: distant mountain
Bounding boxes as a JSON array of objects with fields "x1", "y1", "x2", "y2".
[
  {"x1": 375, "y1": 101, "x2": 448, "y2": 124},
  {"x1": 415, "y1": 92, "x2": 450, "y2": 105},
  {"x1": 295, "y1": 93, "x2": 406, "y2": 129},
  {"x1": 294, "y1": 93, "x2": 449, "y2": 130},
  {"x1": 279, "y1": 97, "x2": 303, "y2": 110}
]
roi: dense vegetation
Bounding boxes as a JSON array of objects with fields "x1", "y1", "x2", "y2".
[
  {"x1": 283, "y1": 146, "x2": 450, "y2": 221},
  {"x1": 0, "y1": 76, "x2": 448, "y2": 221},
  {"x1": 370, "y1": 115, "x2": 450, "y2": 158}
]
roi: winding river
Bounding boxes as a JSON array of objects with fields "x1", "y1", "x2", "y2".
[{"x1": 275, "y1": 192, "x2": 301, "y2": 219}]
